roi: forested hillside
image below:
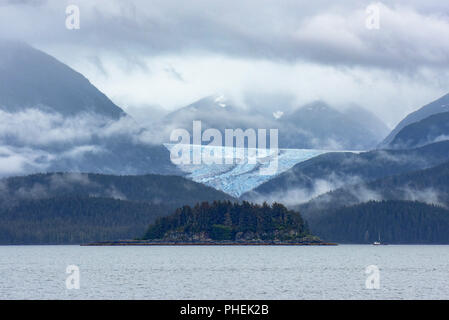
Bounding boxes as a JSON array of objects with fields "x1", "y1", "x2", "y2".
[
  {"x1": 299, "y1": 160, "x2": 449, "y2": 216},
  {"x1": 242, "y1": 140, "x2": 449, "y2": 203},
  {"x1": 389, "y1": 111, "x2": 449, "y2": 149},
  {"x1": 0, "y1": 173, "x2": 235, "y2": 244},
  {"x1": 309, "y1": 200, "x2": 449, "y2": 244},
  {"x1": 0, "y1": 172, "x2": 234, "y2": 208},
  {"x1": 380, "y1": 92, "x2": 449, "y2": 147},
  {"x1": 0, "y1": 196, "x2": 167, "y2": 244}
]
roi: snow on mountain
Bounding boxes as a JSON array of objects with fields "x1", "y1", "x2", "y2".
[
  {"x1": 214, "y1": 94, "x2": 227, "y2": 108},
  {"x1": 160, "y1": 98, "x2": 388, "y2": 150},
  {"x1": 272, "y1": 111, "x2": 284, "y2": 119}
]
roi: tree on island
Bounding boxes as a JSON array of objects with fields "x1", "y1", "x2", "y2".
[{"x1": 143, "y1": 201, "x2": 319, "y2": 242}]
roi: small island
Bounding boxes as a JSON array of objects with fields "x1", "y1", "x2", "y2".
[{"x1": 83, "y1": 201, "x2": 336, "y2": 246}]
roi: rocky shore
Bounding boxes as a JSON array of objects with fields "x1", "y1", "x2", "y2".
[{"x1": 81, "y1": 240, "x2": 338, "y2": 246}]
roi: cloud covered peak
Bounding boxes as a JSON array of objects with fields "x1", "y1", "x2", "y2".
[{"x1": 0, "y1": 40, "x2": 126, "y2": 119}]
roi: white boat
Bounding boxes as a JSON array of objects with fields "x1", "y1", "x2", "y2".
[{"x1": 373, "y1": 233, "x2": 382, "y2": 245}]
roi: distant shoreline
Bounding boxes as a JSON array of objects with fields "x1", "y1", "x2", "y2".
[{"x1": 81, "y1": 240, "x2": 338, "y2": 246}]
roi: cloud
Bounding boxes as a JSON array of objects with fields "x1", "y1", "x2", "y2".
[
  {"x1": 2, "y1": 1, "x2": 448, "y2": 68},
  {"x1": 1, "y1": 1, "x2": 449, "y2": 127},
  {"x1": 247, "y1": 178, "x2": 337, "y2": 207},
  {"x1": 400, "y1": 186, "x2": 444, "y2": 207},
  {"x1": 0, "y1": 109, "x2": 165, "y2": 176},
  {"x1": 247, "y1": 172, "x2": 368, "y2": 206},
  {"x1": 1, "y1": 173, "x2": 127, "y2": 208},
  {"x1": 60, "y1": 145, "x2": 105, "y2": 159},
  {"x1": 48, "y1": 172, "x2": 93, "y2": 189},
  {"x1": 0, "y1": 172, "x2": 95, "y2": 205},
  {"x1": 0, "y1": 0, "x2": 46, "y2": 6},
  {"x1": 0, "y1": 172, "x2": 129, "y2": 204},
  {"x1": 0, "y1": 108, "x2": 161, "y2": 147},
  {"x1": 346, "y1": 183, "x2": 382, "y2": 203},
  {"x1": 292, "y1": 3, "x2": 449, "y2": 69},
  {"x1": 0, "y1": 145, "x2": 53, "y2": 175},
  {"x1": 298, "y1": 172, "x2": 447, "y2": 213},
  {"x1": 433, "y1": 135, "x2": 449, "y2": 144}
]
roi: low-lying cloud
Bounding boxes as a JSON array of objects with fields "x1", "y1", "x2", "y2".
[
  {"x1": 0, "y1": 108, "x2": 164, "y2": 176},
  {"x1": 0, "y1": 172, "x2": 130, "y2": 206}
]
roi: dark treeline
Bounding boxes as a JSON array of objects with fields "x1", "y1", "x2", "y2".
[
  {"x1": 144, "y1": 201, "x2": 317, "y2": 242},
  {"x1": 309, "y1": 200, "x2": 449, "y2": 244},
  {"x1": 0, "y1": 172, "x2": 235, "y2": 244},
  {"x1": 0, "y1": 196, "x2": 168, "y2": 244}
]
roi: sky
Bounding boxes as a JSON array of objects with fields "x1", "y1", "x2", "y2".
[{"x1": 1, "y1": 0, "x2": 449, "y2": 127}]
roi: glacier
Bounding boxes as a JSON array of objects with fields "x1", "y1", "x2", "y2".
[{"x1": 164, "y1": 144, "x2": 356, "y2": 197}]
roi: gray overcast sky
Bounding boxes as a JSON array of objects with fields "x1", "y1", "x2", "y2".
[{"x1": 1, "y1": 0, "x2": 449, "y2": 126}]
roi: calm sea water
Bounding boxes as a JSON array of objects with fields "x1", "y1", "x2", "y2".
[{"x1": 1, "y1": 245, "x2": 448, "y2": 299}]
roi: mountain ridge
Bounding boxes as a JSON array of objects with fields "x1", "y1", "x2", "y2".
[
  {"x1": 0, "y1": 39, "x2": 126, "y2": 119},
  {"x1": 380, "y1": 92, "x2": 449, "y2": 148},
  {"x1": 241, "y1": 140, "x2": 449, "y2": 204},
  {"x1": 159, "y1": 96, "x2": 388, "y2": 150}
]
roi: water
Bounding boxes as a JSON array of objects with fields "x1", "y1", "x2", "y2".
[{"x1": 1, "y1": 245, "x2": 449, "y2": 299}]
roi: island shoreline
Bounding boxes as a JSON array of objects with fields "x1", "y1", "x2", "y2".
[{"x1": 81, "y1": 241, "x2": 338, "y2": 246}]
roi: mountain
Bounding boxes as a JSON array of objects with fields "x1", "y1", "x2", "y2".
[
  {"x1": 156, "y1": 95, "x2": 271, "y2": 146},
  {"x1": 380, "y1": 93, "x2": 449, "y2": 147},
  {"x1": 279, "y1": 101, "x2": 388, "y2": 150},
  {"x1": 0, "y1": 172, "x2": 234, "y2": 208},
  {"x1": 308, "y1": 200, "x2": 449, "y2": 244},
  {"x1": 241, "y1": 140, "x2": 449, "y2": 205},
  {"x1": 342, "y1": 105, "x2": 390, "y2": 142},
  {"x1": 299, "y1": 158, "x2": 449, "y2": 216},
  {"x1": 160, "y1": 97, "x2": 388, "y2": 150},
  {"x1": 388, "y1": 111, "x2": 449, "y2": 149},
  {"x1": 42, "y1": 137, "x2": 180, "y2": 176},
  {"x1": 0, "y1": 41, "x2": 179, "y2": 176},
  {"x1": 0, "y1": 40, "x2": 126, "y2": 119},
  {"x1": 0, "y1": 172, "x2": 235, "y2": 244},
  {"x1": 162, "y1": 95, "x2": 253, "y2": 129}
]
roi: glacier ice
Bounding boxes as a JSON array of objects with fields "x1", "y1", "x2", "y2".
[{"x1": 164, "y1": 143, "x2": 348, "y2": 197}]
